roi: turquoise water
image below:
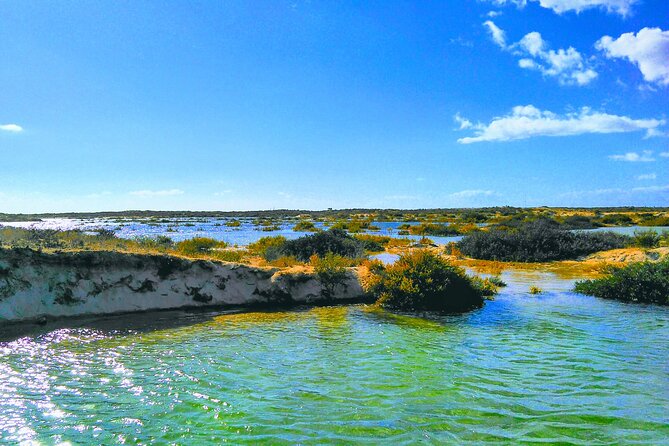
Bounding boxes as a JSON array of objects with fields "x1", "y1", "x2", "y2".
[{"x1": 1, "y1": 271, "x2": 668, "y2": 444}]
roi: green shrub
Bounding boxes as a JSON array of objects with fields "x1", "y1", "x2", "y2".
[
  {"x1": 367, "y1": 251, "x2": 488, "y2": 312},
  {"x1": 632, "y1": 230, "x2": 661, "y2": 248},
  {"x1": 560, "y1": 215, "x2": 602, "y2": 229},
  {"x1": 487, "y1": 276, "x2": 507, "y2": 287},
  {"x1": 135, "y1": 235, "x2": 174, "y2": 251},
  {"x1": 354, "y1": 234, "x2": 390, "y2": 252},
  {"x1": 310, "y1": 253, "x2": 351, "y2": 298},
  {"x1": 211, "y1": 250, "x2": 244, "y2": 262},
  {"x1": 600, "y1": 213, "x2": 634, "y2": 225},
  {"x1": 293, "y1": 220, "x2": 318, "y2": 232},
  {"x1": 175, "y1": 237, "x2": 225, "y2": 255},
  {"x1": 407, "y1": 223, "x2": 460, "y2": 236},
  {"x1": 224, "y1": 219, "x2": 242, "y2": 227},
  {"x1": 457, "y1": 219, "x2": 629, "y2": 262},
  {"x1": 247, "y1": 236, "x2": 287, "y2": 257},
  {"x1": 574, "y1": 259, "x2": 669, "y2": 305},
  {"x1": 639, "y1": 215, "x2": 669, "y2": 226},
  {"x1": 269, "y1": 229, "x2": 365, "y2": 262}
]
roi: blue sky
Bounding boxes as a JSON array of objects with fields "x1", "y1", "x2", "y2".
[{"x1": 1, "y1": 0, "x2": 668, "y2": 212}]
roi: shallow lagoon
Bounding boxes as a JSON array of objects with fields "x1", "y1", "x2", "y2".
[
  {"x1": 0, "y1": 218, "x2": 464, "y2": 245},
  {"x1": 1, "y1": 271, "x2": 668, "y2": 444}
]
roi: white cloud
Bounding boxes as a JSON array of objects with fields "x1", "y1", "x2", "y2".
[
  {"x1": 454, "y1": 113, "x2": 476, "y2": 130},
  {"x1": 631, "y1": 184, "x2": 669, "y2": 193},
  {"x1": 518, "y1": 31, "x2": 597, "y2": 85},
  {"x1": 636, "y1": 173, "x2": 657, "y2": 180},
  {"x1": 85, "y1": 191, "x2": 113, "y2": 199},
  {"x1": 596, "y1": 28, "x2": 669, "y2": 86},
  {"x1": 660, "y1": 152, "x2": 669, "y2": 157},
  {"x1": 490, "y1": 0, "x2": 637, "y2": 16},
  {"x1": 457, "y1": 105, "x2": 664, "y2": 143},
  {"x1": 129, "y1": 189, "x2": 184, "y2": 197},
  {"x1": 609, "y1": 150, "x2": 655, "y2": 162},
  {"x1": 483, "y1": 20, "x2": 507, "y2": 48},
  {"x1": 0, "y1": 124, "x2": 23, "y2": 133},
  {"x1": 449, "y1": 189, "x2": 495, "y2": 198},
  {"x1": 485, "y1": 22, "x2": 597, "y2": 86}
]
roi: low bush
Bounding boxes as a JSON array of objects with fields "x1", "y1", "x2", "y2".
[
  {"x1": 407, "y1": 222, "x2": 460, "y2": 236},
  {"x1": 310, "y1": 253, "x2": 351, "y2": 298},
  {"x1": 353, "y1": 234, "x2": 387, "y2": 252},
  {"x1": 210, "y1": 250, "x2": 244, "y2": 262},
  {"x1": 600, "y1": 213, "x2": 634, "y2": 225},
  {"x1": 267, "y1": 228, "x2": 365, "y2": 262},
  {"x1": 457, "y1": 219, "x2": 629, "y2": 262},
  {"x1": 329, "y1": 220, "x2": 379, "y2": 233},
  {"x1": 574, "y1": 259, "x2": 669, "y2": 305},
  {"x1": 639, "y1": 215, "x2": 669, "y2": 226},
  {"x1": 560, "y1": 215, "x2": 602, "y2": 230},
  {"x1": 366, "y1": 251, "x2": 489, "y2": 312},
  {"x1": 293, "y1": 220, "x2": 318, "y2": 232},
  {"x1": 224, "y1": 219, "x2": 242, "y2": 227},
  {"x1": 632, "y1": 230, "x2": 661, "y2": 248},
  {"x1": 175, "y1": 237, "x2": 225, "y2": 255},
  {"x1": 247, "y1": 236, "x2": 287, "y2": 257}
]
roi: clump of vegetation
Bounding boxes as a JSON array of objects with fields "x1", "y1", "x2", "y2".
[
  {"x1": 310, "y1": 253, "x2": 352, "y2": 298},
  {"x1": 529, "y1": 286, "x2": 543, "y2": 295},
  {"x1": 600, "y1": 213, "x2": 634, "y2": 226},
  {"x1": 639, "y1": 215, "x2": 669, "y2": 226},
  {"x1": 574, "y1": 259, "x2": 669, "y2": 305},
  {"x1": 365, "y1": 251, "x2": 490, "y2": 312},
  {"x1": 632, "y1": 230, "x2": 661, "y2": 248},
  {"x1": 560, "y1": 215, "x2": 602, "y2": 230},
  {"x1": 224, "y1": 219, "x2": 242, "y2": 227},
  {"x1": 264, "y1": 228, "x2": 365, "y2": 262},
  {"x1": 487, "y1": 276, "x2": 507, "y2": 288},
  {"x1": 0, "y1": 227, "x2": 253, "y2": 263},
  {"x1": 457, "y1": 219, "x2": 629, "y2": 262},
  {"x1": 329, "y1": 219, "x2": 379, "y2": 233},
  {"x1": 406, "y1": 223, "x2": 460, "y2": 237},
  {"x1": 247, "y1": 236, "x2": 287, "y2": 257},
  {"x1": 175, "y1": 237, "x2": 225, "y2": 255},
  {"x1": 293, "y1": 220, "x2": 318, "y2": 232},
  {"x1": 354, "y1": 234, "x2": 411, "y2": 252}
]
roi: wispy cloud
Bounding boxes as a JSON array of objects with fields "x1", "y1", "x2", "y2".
[
  {"x1": 660, "y1": 152, "x2": 669, "y2": 158},
  {"x1": 609, "y1": 150, "x2": 655, "y2": 162},
  {"x1": 449, "y1": 189, "x2": 496, "y2": 198},
  {"x1": 597, "y1": 27, "x2": 669, "y2": 86},
  {"x1": 636, "y1": 173, "x2": 657, "y2": 180},
  {"x1": 483, "y1": 21, "x2": 597, "y2": 86},
  {"x1": 456, "y1": 105, "x2": 665, "y2": 144},
  {"x1": 85, "y1": 191, "x2": 113, "y2": 199},
  {"x1": 0, "y1": 124, "x2": 23, "y2": 133},
  {"x1": 483, "y1": 20, "x2": 507, "y2": 48},
  {"x1": 561, "y1": 183, "x2": 669, "y2": 199},
  {"x1": 488, "y1": 0, "x2": 637, "y2": 16},
  {"x1": 129, "y1": 189, "x2": 184, "y2": 197}
]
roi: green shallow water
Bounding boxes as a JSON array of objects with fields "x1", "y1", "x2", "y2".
[{"x1": 1, "y1": 271, "x2": 668, "y2": 445}]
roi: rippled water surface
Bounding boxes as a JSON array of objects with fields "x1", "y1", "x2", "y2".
[
  {"x1": 0, "y1": 218, "x2": 464, "y2": 245},
  {"x1": 1, "y1": 271, "x2": 668, "y2": 444}
]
